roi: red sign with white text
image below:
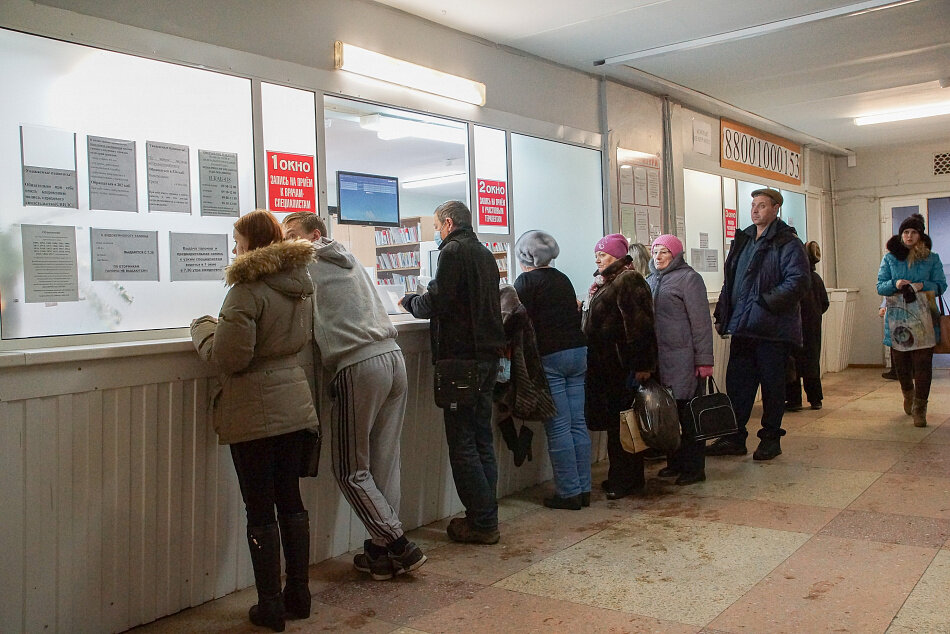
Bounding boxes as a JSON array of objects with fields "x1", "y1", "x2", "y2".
[
  {"x1": 724, "y1": 208, "x2": 737, "y2": 239},
  {"x1": 267, "y1": 151, "x2": 316, "y2": 212},
  {"x1": 477, "y1": 179, "x2": 508, "y2": 227}
]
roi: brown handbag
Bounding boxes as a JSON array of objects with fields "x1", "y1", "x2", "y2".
[{"x1": 934, "y1": 295, "x2": 950, "y2": 354}]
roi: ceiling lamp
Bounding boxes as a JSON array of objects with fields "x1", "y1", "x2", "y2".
[
  {"x1": 401, "y1": 172, "x2": 467, "y2": 189},
  {"x1": 854, "y1": 102, "x2": 950, "y2": 126},
  {"x1": 335, "y1": 42, "x2": 486, "y2": 106},
  {"x1": 359, "y1": 114, "x2": 466, "y2": 144}
]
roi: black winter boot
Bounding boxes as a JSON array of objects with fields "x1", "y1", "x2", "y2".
[
  {"x1": 278, "y1": 512, "x2": 311, "y2": 619},
  {"x1": 247, "y1": 524, "x2": 285, "y2": 632},
  {"x1": 497, "y1": 416, "x2": 520, "y2": 456}
]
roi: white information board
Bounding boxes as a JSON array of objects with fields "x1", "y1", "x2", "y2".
[{"x1": 0, "y1": 29, "x2": 254, "y2": 342}]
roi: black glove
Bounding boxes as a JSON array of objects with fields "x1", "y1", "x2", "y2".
[{"x1": 901, "y1": 284, "x2": 917, "y2": 303}]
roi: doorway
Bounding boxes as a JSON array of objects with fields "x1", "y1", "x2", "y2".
[{"x1": 881, "y1": 195, "x2": 950, "y2": 368}]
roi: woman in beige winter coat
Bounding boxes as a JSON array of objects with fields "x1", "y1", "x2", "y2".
[{"x1": 191, "y1": 209, "x2": 318, "y2": 632}]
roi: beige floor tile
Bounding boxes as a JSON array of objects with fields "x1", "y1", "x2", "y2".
[
  {"x1": 493, "y1": 514, "x2": 810, "y2": 627},
  {"x1": 314, "y1": 568, "x2": 483, "y2": 625},
  {"x1": 709, "y1": 535, "x2": 935, "y2": 634},
  {"x1": 888, "y1": 550, "x2": 950, "y2": 633},
  {"x1": 797, "y1": 413, "x2": 936, "y2": 443},
  {"x1": 849, "y1": 473, "x2": 950, "y2": 520},
  {"x1": 888, "y1": 442, "x2": 950, "y2": 479},
  {"x1": 642, "y1": 494, "x2": 838, "y2": 534},
  {"x1": 693, "y1": 460, "x2": 879, "y2": 509},
  {"x1": 421, "y1": 505, "x2": 630, "y2": 585},
  {"x1": 778, "y1": 434, "x2": 912, "y2": 472},
  {"x1": 819, "y1": 509, "x2": 950, "y2": 548},
  {"x1": 130, "y1": 585, "x2": 400, "y2": 633},
  {"x1": 920, "y1": 421, "x2": 950, "y2": 445},
  {"x1": 407, "y1": 586, "x2": 699, "y2": 634}
]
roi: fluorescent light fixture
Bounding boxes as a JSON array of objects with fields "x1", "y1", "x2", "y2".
[
  {"x1": 617, "y1": 148, "x2": 657, "y2": 162},
  {"x1": 402, "y1": 172, "x2": 467, "y2": 189},
  {"x1": 854, "y1": 101, "x2": 950, "y2": 125},
  {"x1": 359, "y1": 114, "x2": 466, "y2": 144},
  {"x1": 335, "y1": 41, "x2": 486, "y2": 106}
]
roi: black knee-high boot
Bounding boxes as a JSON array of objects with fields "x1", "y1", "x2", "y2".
[
  {"x1": 278, "y1": 512, "x2": 311, "y2": 619},
  {"x1": 247, "y1": 524, "x2": 285, "y2": 632}
]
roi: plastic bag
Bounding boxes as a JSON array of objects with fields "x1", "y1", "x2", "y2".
[
  {"x1": 887, "y1": 291, "x2": 936, "y2": 351},
  {"x1": 633, "y1": 379, "x2": 681, "y2": 454}
]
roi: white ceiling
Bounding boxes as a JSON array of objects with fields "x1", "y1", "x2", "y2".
[{"x1": 374, "y1": 0, "x2": 950, "y2": 152}]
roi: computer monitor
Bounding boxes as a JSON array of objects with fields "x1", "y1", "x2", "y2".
[{"x1": 336, "y1": 171, "x2": 400, "y2": 227}]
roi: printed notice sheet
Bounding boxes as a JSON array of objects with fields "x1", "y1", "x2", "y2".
[
  {"x1": 169, "y1": 232, "x2": 228, "y2": 281},
  {"x1": 690, "y1": 248, "x2": 719, "y2": 273},
  {"x1": 147, "y1": 141, "x2": 191, "y2": 213},
  {"x1": 90, "y1": 228, "x2": 159, "y2": 281},
  {"x1": 88, "y1": 136, "x2": 138, "y2": 212},
  {"x1": 21, "y1": 224, "x2": 79, "y2": 302},
  {"x1": 634, "y1": 167, "x2": 649, "y2": 205},
  {"x1": 619, "y1": 167, "x2": 634, "y2": 204},
  {"x1": 198, "y1": 150, "x2": 240, "y2": 217},
  {"x1": 20, "y1": 125, "x2": 78, "y2": 208}
]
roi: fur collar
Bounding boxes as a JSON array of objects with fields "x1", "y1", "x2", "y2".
[
  {"x1": 225, "y1": 239, "x2": 315, "y2": 286},
  {"x1": 886, "y1": 234, "x2": 932, "y2": 262}
]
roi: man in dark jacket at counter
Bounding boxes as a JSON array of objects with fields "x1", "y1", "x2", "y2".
[
  {"x1": 400, "y1": 201, "x2": 505, "y2": 544},
  {"x1": 710, "y1": 188, "x2": 810, "y2": 461}
]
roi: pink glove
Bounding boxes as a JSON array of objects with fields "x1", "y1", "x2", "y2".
[{"x1": 695, "y1": 366, "x2": 714, "y2": 378}]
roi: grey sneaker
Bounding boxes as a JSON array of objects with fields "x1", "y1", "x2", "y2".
[
  {"x1": 388, "y1": 541, "x2": 427, "y2": 576},
  {"x1": 353, "y1": 540, "x2": 395, "y2": 580}
]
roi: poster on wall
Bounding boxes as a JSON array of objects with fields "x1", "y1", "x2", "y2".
[
  {"x1": 90, "y1": 228, "x2": 159, "y2": 281},
  {"x1": 20, "y1": 125, "x2": 79, "y2": 209},
  {"x1": 476, "y1": 179, "x2": 508, "y2": 227},
  {"x1": 267, "y1": 151, "x2": 316, "y2": 212},
  {"x1": 690, "y1": 248, "x2": 719, "y2": 273},
  {"x1": 199, "y1": 150, "x2": 240, "y2": 217},
  {"x1": 169, "y1": 232, "x2": 228, "y2": 281},
  {"x1": 147, "y1": 141, "x2": 192, "y2": 213},
  {"x1": 619, "y1": 167, "x2": 634, "y2": 204},
  {"x1": 617, "y1": 149, "x2": 662, "y2": 246},
  {"x1": 87, "y1": 136, "x2": 138, "y2": 212},
  {"x1": 724, "y1": 207, "x2": 737, "y2": 239},
  {"x1": 21, "y1": 224, "x2": 79, "y2": 302}
]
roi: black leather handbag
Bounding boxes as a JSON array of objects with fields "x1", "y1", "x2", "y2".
[
  {"x1": 434, "y1": 358, "x2": 480, "y2": 410},
  {"x1": 299, "y1": 426, "x2": 322, "y2": 478},
  {"x1": 687, "y1": 377, "x2": 738, "y2": 441}
]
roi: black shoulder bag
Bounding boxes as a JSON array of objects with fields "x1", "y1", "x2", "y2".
[{"x1": 433, "y1": 250, "x2": 483, "y2": 411}]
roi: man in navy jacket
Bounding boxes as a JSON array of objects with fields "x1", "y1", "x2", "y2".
[{"x1": 710, "y1": 188, "x2": 810, "y2": 460}]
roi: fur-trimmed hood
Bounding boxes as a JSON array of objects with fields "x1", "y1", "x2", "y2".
[
  {"x1": 225, "y1": 239, "x2": 315, "y2": 297},
  {"x1": 886, "y1": 233, "x2": 932, "y2": 261}
]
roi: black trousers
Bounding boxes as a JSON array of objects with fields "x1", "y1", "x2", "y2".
[
  {"x1": 230, "y1": 429, "x2": 309, "y2": 527},
  {"x1": 893, "y1": 347, "x2": 934, "y2": 400},
  {"x1": 725, "y1": 337, "x2": 789, "y2": 442},
  {"x1": 668, "y1": 400, "x2": 705, "y2": 474}
]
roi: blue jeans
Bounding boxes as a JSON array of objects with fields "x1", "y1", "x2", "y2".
[
  {"x1": 542, "y1": 347, "x2": 591, "y2": 498},
  {"x1": 725, "y1": 337, "x2": 789, "y2": 443},
  {"x1": 442, "y1": 359, "x2": 499, "y2": 530}
]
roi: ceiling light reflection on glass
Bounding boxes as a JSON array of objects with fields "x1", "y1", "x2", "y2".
[
  {"x1": 402, "y1": 172, "x2": 467, "y2": 189},
  {"x1": 359, "y1": 114, "x2": 466, "y2": 144},
  {"x1": 335, "y1": 42, "x2": 486, "y2": 106}
]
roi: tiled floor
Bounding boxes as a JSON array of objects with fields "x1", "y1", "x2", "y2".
[{"x1": 132, "y1": 368, "x2": 950, "y2": 633}]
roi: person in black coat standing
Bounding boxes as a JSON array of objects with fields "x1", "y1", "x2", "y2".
[
  {"x1": 786, "y1": 241, "x2": 830, "y2": 411},
  {"x1": 401, "y1": 201, "x2": 505, "y2": 545}
]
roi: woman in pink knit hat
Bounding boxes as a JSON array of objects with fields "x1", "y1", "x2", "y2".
[
  {"x1": 646, "y1": 234, "x2": 714, "y2": 485},
  {"x1": 583, "y1": 233, "x2": 658, "y2": 499}
]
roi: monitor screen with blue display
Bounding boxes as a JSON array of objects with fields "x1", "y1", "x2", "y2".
[{"x1": 336, "y1": 171, "x2": 400, "y2": 227}]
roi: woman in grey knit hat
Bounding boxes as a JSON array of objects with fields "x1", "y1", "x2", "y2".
[{"x1": 513, "y1": 230, "x2": 591, "y2": 510}]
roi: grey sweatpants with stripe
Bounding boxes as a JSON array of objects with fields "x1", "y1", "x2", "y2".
[{"x1": 330, "y1": 350, "x2": 408, "y2": 545}]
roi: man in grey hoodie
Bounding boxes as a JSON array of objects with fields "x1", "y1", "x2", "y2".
[{"x1": 282, "y1": 212, "x2": 426, "y2": 580}]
